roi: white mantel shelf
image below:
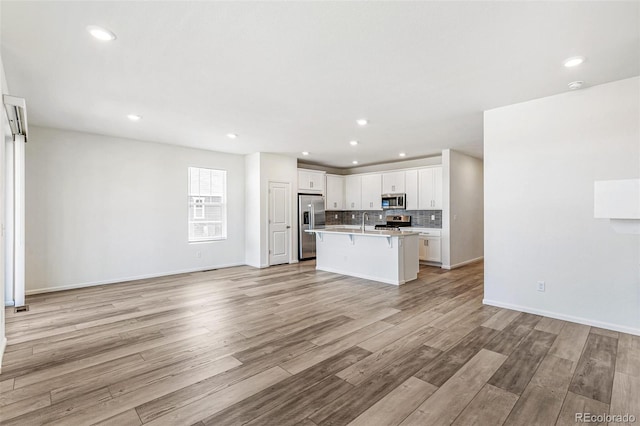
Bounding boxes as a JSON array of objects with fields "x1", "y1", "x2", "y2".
[{"x1": 307, "y1": 228, "x2": 419, "y2": 285}]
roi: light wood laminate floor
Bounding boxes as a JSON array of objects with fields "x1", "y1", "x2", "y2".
[{"x1": 1, "y1": 261, "x2": 638, "y2": 425}]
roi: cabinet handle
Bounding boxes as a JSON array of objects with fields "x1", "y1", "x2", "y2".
[
  {"x1": 392, "y1": 185, "x2": 395, "y2": 191},
  {"x1": 310, "y1": 181, "x2": 313, "y2": 188},
  {"x1": 426, "y1": 240, "x2": 429, "y2": 246},
  {"x1": 334, "y1": 202, "x2": 337, "y2": 208},
  {"x1": 370, "y1": 202, "x2": 373, "y2": 208}
]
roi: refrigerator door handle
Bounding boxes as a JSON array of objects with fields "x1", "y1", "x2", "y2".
[{"x1": 310, "y1": 205, "x2": 314, "y2": 230}]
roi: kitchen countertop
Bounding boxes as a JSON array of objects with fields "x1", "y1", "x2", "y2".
[{"x1": 306, "y1": 227, "x2": 419, "y2": 237}]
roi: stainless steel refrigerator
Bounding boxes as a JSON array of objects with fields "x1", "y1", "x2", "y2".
[{"x1": 298, "y1": 194, "x2": 326, "y2": 260}]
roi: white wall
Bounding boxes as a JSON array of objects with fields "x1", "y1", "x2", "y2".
[
  {"x1": 484, "y1": 76, "x2": 640, "y2": 335},
  {"x1": 0, "y1": 52, "x2": 8, "y2": 369},
  {"x1": 441, "y1": 150, "x2": 451, "y2": 268},
  {"x1": 260, "y1": 153, "x2": 298, "y2": 267},
  {"x1": 244, "y1": 152, "x2": 298, "y2": 268},
  {"x1": 449, "y1": 150, "x2": 484, "y2": 267},
  {"x1": 244, "y1": 153, "x2": 262, "y2": 268},
  {"x1": 25, "y1": 127, "x2": 246, "y2": 293}
]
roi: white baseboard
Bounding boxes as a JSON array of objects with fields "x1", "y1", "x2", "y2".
[
  {"x1": 0, "y1": 336, "x2": 7, "y2": 374},
  {"x1": 483, "y1": 299, "x2": 640, "y2": 336},
  {"x1": 25, "y1": 263, "x2": 245, "y2": 295},
  {"x1": 315, "y1": 265, "x2": 404, "y2": 286},
  {"x1": 442, "y1": 256, "x2": 484, "y2": 270}
]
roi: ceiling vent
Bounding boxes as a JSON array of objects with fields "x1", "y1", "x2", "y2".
[{"x1": 3, "y1": 95, "x2": 28, "y2": 142}]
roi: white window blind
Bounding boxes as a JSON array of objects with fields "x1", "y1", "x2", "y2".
[{"x1": 188, "y1": 167, "x2": 227, "y2": 242}]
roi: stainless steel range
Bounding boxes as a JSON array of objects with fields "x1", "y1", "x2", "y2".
[{"x1": 374, "y1": 215, "x2": 412, "y2": 231}]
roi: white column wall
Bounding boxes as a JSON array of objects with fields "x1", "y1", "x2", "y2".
[{"x1": 484, "y1": 76, "x2": 640, "y2": 334}]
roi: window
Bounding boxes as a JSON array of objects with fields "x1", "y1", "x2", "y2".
[{"x1": 188, "y1": 167, "x2": 227, "y2": 242}]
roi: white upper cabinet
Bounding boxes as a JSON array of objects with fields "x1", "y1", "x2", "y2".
[
  {"x1": 382, "y1": 171, "x2": 406, "y2": 194},
  {"x1": 405, "y1": 169, "x2": 419, "y2": 210},
  {"x1": 298, "y1": 169, "x2": 325, "y2": 193},
  {"x1": 418, "y1": 166, "x2": 443, "y2": 209},
  {"x1": 361, "y1": 173, "x2": 382, "y2": 210},
  {"x1": 325, "y1": 174, "x2": 345, "y2": 210},
  {"x1": 345, "y1": 175, "x2": 362, "y2": 210}
]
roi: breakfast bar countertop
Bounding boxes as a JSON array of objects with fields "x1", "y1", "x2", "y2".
[{"x1": 305, "y1": 227, "x2": 420, "y2": 237}]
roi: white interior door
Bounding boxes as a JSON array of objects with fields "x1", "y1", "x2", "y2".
[{"x1": 269, "y1": 182, "x2": 291, "y2": 265}]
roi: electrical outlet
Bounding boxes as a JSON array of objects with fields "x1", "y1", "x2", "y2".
[
  {"x1": 431, "y1": 214, "x2": 435, "y2": 220},
  {"x1": 537, "y1": 281, "x2": 545, "y2": 292},
  {"x1": 351, "y1": 214, "x2": 355, "y2": 219},
  {"x1": 379, "y1": 214, "x2": 382, "y2": 220},
  {"x1": 196, "y1": 251, "x2": 202, "y2": 258},
  {"x1": 334, "y1": 214, "x2": 338, "y2": 219}
]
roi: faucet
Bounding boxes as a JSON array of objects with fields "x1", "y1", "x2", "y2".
[{"x1": 361, "y1": 212, "x2": 369, "y2": 231}]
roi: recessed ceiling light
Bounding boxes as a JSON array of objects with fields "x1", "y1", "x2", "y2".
[
  {"x1": 87, "y1": 25, "x2": 117, "y2": 41},
  {"x1": 127, "y1": 114, "x2": 142, "y2": 121},
  {"x1": 563, "y1": 56, "x2": 585, "y2": 68},
  {"x1": 568, "y1": 81, "x2": 584, "y2": 90},
  {"x1": 352, "y1": 160, "x2": 358, "y2": 165},
  {"x1": 226, "y1": 133, "x2": 238, "y2": 139},
  {"x1": 302, "y1": 151, "x2": 309, "y2": 156},
  {"x1": 350, "y1": 140, "x2": 359, "y2": 146},
  {"x1": 399, "y1": 152, "x2": 406, "y2": 157},
  {"x1": 356, "y1": 119, "x2": 368, "y2": 126}
]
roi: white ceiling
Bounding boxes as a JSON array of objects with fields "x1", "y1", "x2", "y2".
[{"x1": 2, "y1": 2, "x2": 639, "y2": 168}]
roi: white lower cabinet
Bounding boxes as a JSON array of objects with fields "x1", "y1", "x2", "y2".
[{"x1": 416, "y1": 228, "x2": 442, "y2": 263}]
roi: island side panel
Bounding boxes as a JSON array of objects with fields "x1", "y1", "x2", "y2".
[
  {"x1": 402, "y1": 234, "x2": 419, "y2": 282},
  {"x1": 314, "y1": 233, "x2": 403, "y2": 285}
]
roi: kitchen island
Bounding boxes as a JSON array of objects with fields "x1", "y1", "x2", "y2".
[{"x1": 306, "y1": 228, "x2": 420, "y2": 285}]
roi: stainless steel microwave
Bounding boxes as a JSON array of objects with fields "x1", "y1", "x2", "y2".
[{"x1": 381, "y1": 193, "x2": 406, "y2": 210}]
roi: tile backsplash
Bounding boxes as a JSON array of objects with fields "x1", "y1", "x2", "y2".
[{"x1": 326, "y1": 209, "x2": 442, "y2": 228}]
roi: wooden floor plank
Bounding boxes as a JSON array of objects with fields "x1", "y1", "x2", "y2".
[
  {"x1": 615, "y1": 333, "x2": 640, "y2": 377},
  {"x1": 608, "y1": 372, "x2": 640, "y2": 425},
  {"x1": 346, "y1": 376, "x2": 437, "y2": 426},
  {"x1": 415, "y1": 326, "x2": 499, "y2": 387},
  {"x1": 338, "y1": 326, "x2": 440, "y2": 385},
  {"x1": 310, "y1": 345, "x2": 442, "y2": 426},
  {"x1": 198, "y1": 346, "x2": 370, "y2": 426},
  {"x1": 242, "y1": 375, "x2": 354, "y2": 426},
  {"x1": 0, "y1": 260, "x2": 634, "y2": 426},
  {"x1": 452, "y1": 384, "x2": 518, "y2": 426},
  {"x1": 141, "y1": 366, "x2": 291, "y2": 426},
  {"x1": 399, "y1": 349, "x2": 507, "y2": 426},
  {"x1": 534, "y1": 317, "x2": 566, "y2": 335},
  {"x1": 280, "y1": 321, "x2": 393, "y2": 375},
  {"x1": 483, "y1": 313, "x2": 542, "y2": 356},
  {"x1": 556, "y1": 391, "x2": 609, "y2": 426},
  {"x1": 503, "y1": 354, "x2": 574, "y2": 425},
  {"x1": 547, "y1": 321, "x2": 591, "y2": 365},
  {"x1": 93, "y1": 409, "x2": 143, "y2": 426},
  {"x1": 568, "y1": 333, "x2": 618, "y2": 404},
  {"x1": 482, "y1": 309, "x2": 522, "y2": 331},
  {"x1": 488, "y1": 329, "x2": 556, "y2": 395}
]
